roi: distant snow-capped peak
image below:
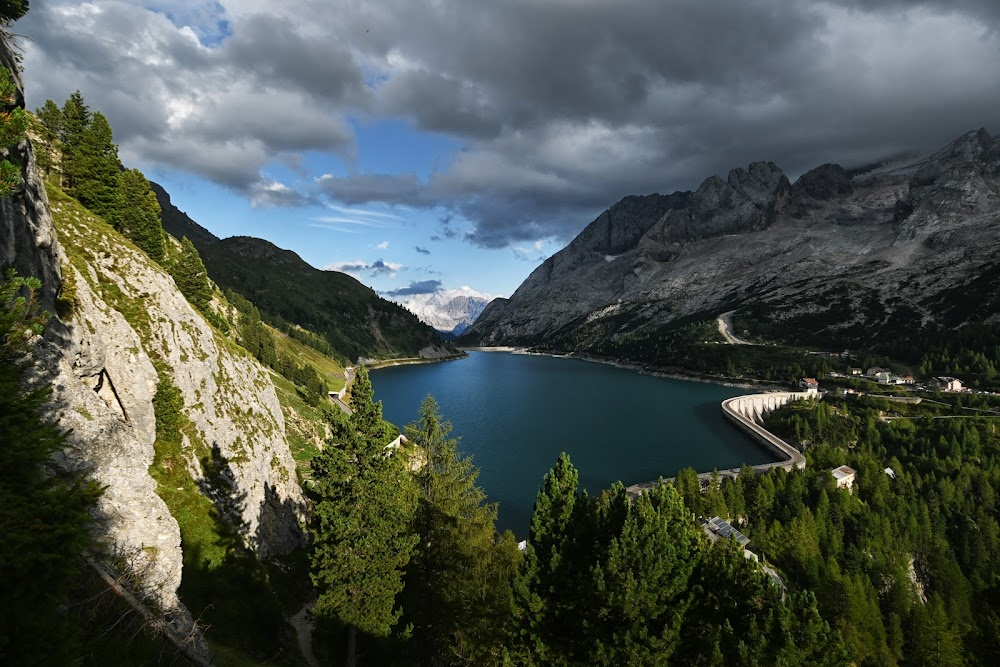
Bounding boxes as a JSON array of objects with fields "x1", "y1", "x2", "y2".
[{"x1": 394, "y1": 286, "x2": 497, "y2": 334}]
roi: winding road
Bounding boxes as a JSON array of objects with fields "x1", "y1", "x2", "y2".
[{"x1": 717, "y1": 311, "x2": 749, "y2": 345}]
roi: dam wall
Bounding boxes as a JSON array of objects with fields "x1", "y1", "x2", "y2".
[{"x1": 627, "y1": 391, "x2": 809, "y2": 496}]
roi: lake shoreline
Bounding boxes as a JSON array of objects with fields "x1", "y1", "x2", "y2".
[{"x1": 459, "y1": 346, "x2": 788, "y2": 392}]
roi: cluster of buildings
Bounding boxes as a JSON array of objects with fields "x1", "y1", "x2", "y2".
[
  {"x1": 851, "y1": 367, "x2": 915, "y2": 386},
  {"x1": 930, "y1": 376, "x2": 964, "y2": 392}
]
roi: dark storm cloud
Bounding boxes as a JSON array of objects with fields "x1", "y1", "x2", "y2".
[
  {"x1": 19, "y1": 1, "x2": 1000, "y2": 243},
  {"x1": 316, "y1": 0, "x2": 1000, "y2": 246},
  {"x1": 17, "y1": 1, "x2": 360, "y2": 202},
  {"x1": 382, "y1": 280, "x2": 442, "y2": 297}
]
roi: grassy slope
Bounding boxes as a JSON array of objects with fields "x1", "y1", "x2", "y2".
[{"x1": 270, "y1": 323, "x2": 346, "y2": 392}]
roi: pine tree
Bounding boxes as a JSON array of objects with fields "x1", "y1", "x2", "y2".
[
  {"x1": 510, "y1": 452, "x2": 586, "y2": 664},
  {"x1": 58, "y1": 91, "x2": 89, "y2": 192},
  {"x1": 0, "y1": 269, "x2": 102, "y2": 661},
  {"x1": 401, "y1": 396, "x2": 517, "y2": 664},
  {"x1": 349, "y1": 366, "x2": 389, "y2": 445},
  {"x1": 71, "y1": 111, "x2": 119, "y2": 218},
  {"x1": 0, "y1": 66, "x2": 28, "y2": 196},
  {"x1": 309, "y1": 367, "x2": 418, "y2": 666},
  {"x1": 115, "y1": 168, "x2": 165, "y2": 262},
  {"x1": 585, "y1": 482, "x2": 701, "y2": 665},
  {"x1": 32, "y1": 98, "x2": 61, "y2": 177},
  {"x1": 171, "y1": 236, "x2": 212, "y2": 311},
  {"x1": 34, "y1": 98, "x2": 61, "y2": 137},
  {"x1": 0, "y1": 0, "x2": 29, "y2": 23}
]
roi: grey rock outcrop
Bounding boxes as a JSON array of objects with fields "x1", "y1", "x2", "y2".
[
  {"x1": 2, "y1": 38, "x2": 304, "y2": 654},
  {"x1": 463, "y1": 128, "x2": 1000, "y2": 351}
]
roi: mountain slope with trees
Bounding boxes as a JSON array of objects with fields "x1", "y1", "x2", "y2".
[{"x1": 151, "y1": 183, "x2": 454, "y2": 364}]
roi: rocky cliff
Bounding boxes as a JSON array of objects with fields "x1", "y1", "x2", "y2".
[
  {"x1": 463, "y1": 129, "x2": 1000, "y2": 352},
  {"x1": 2, "y1": 43, "x2": 305, "y2": 652}
]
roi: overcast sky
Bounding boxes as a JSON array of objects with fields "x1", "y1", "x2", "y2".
[{"x1": 14, "y1": 0, "x2": 1000, "y2": 296}]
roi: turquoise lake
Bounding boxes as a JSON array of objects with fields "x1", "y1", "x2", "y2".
[{"x1": 371, "y1": 351, "x2": 777, "y2": 535}]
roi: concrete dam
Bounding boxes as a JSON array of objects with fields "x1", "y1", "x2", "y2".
[{"x1": 627, "y1": 391, "x2": 809, "y2": 496}]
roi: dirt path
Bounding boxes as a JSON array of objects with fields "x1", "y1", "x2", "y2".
[
  {"x1": 717, "y1": 311, "x2": 748, "y2": 345},
  {"x1": 290, "y1": 603, "x2": 320, "y2": 667}
]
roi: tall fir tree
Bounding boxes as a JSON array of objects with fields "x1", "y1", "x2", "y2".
[
  {"x1": 71, "y1": 111, "x2": 119, "y2": 218},
  {"x1": 32, "y1": 98, "x2": 62, "y2": 178},
  {"x1": 510, "y1": 452, "x2": 587, "y2": 664},
  {"x1": 171, "y1": 236, "x2": 212, "y2": 311},
  {"x1": 583, "y1": 482, "x2": 700, "y2": 665},
  {"x1": 115, "y1": 168, "x2": 165, "y2": 262},
  {"x1": 401, "y1": 396, "x2": 519, "y2": 665},
  {"x1": 348, "y1": 366, "x2": 389, "y2": 445},
  {"x1": 309, "y1": 366, "x2": 418, "y2": 667},
  {"x1": 58, "y1": 91, "x2": 89, "y2": 192},
  {"x1": 0, "y1": 269, "x2": 102, "y2": 662}
]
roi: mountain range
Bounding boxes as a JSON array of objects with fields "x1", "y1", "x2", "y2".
[
  {"x1": 462, "y1": 128, "x2": 1000, "y2": 356},
  {"x1": 389, "y1": 286, "x2": 495, "y2": 336}
]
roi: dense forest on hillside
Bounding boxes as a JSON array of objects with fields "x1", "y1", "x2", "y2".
[{"x1": 682, "y1": 394, "x2": 1000, "y2": 666}]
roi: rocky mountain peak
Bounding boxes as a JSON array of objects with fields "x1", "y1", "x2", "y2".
[
  {"x1": 903, "y1": 127, "x2": 999, "y2": 221},
  {"x1": 657, "y1": 160, "x2": 790, "y2": 244},
  {"x1": 792, "y1": 163, "x2": 853, "y2": 201},
  {"x1": 463, "y1": 127, "x2": 1000, "y2": 352},
  {"x1": 728, "y1": 161, "x2": 790, "y2": 208}
]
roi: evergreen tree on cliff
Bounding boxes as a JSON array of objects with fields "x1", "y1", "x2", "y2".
[
  {"x1": 308, "y1": 366, "x2": 417, "y2": 667},
  {"x1": 32, "y1": 98, "x2": 61, "y2": 178},
  {"x1": 400, "y1": 396, "x2": 519, "y2": 665},
  {"x1": 172, "y1": 236, "x2": 212, "y2": 311},
  {"x1": 57, "y1": 91, "x2": 89, "y2": 194},
  {"x1": 0, "y1": 66, "x2": 27, "y2": 195},
  {"x1": 0, "y1": 270, "x2": 101, "y2": 662},
  {"x1": 0, "y1": 0, "x2": 28, "y2": 23},
  {"x1": 70, "y1": 111, "x2": 119, "y2": 219},
  {"x1": 115, "y1": 168, "x2": 165, "y2": 263}
]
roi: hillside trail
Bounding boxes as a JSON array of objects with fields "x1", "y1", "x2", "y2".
[{"x1": 290, "y1": 603, "x2": 320, "y2": 667}]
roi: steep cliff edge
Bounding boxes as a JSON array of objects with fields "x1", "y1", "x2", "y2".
[
  {"x1": 463, "y1": 129, "x2": 1000, "y2": 353},
  {"x1": 2, "y1": 45, "x2": 307, "y2": 656}
]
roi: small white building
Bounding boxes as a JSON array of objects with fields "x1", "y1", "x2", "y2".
[
  {"x1": 386, "y1": 433, "x2": 408, "y2": 451},
  {"x1": 831, "y1": 465, "x2": 857, "y2": 492},
  {"x1": 799, "y1": 377, "x2": 819, "y2": 395},
  {"x1": 932, "y1": 376, "x2": 964, "y2": 392}
]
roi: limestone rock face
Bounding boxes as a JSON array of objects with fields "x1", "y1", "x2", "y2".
[
  {"x1": 464, "y1": 128, "x2": 1000, "y2": 351},
  {"x1": 2, "y1": 118, "x2": 189, "y2": 623},
  {"x1": 50, "y1": 201, "x2": 307, "y2": 558},
  {"x1": 1, "y1": 40, "x2": 303, "y2": 654}
]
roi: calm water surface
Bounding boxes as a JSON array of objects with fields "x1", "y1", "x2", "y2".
[{"x1": 371, "y1": 351, "x2": 776, "y2": 535}]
